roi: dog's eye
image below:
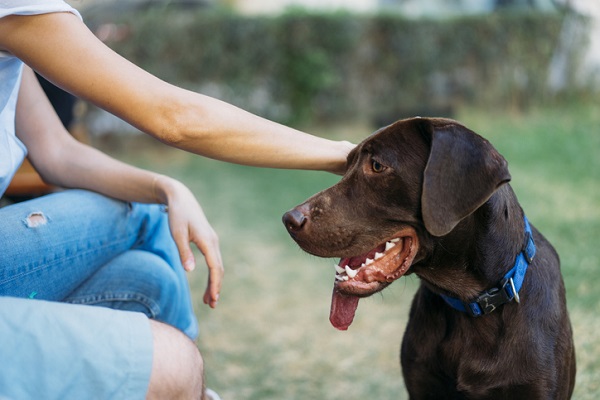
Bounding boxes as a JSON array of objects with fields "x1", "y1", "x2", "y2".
[{"x1": 371, "y1": 160, "x2": 385, "y2": 173}]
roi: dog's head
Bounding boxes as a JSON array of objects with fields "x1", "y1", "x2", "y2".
[{"x1": 282, "y1": 117, "x2": 510, "y2": 330}]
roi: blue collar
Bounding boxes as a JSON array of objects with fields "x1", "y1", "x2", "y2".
[{"x1": 440, "y1": 216, "x2": 536, "y2": 317}]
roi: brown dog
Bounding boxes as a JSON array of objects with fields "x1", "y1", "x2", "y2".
[{"x1": 283, "y1": 117, "x2": 575, "y2": 399}]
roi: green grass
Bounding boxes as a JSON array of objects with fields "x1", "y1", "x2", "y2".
[{"x1": 101, "y1": 103, "x2": 599, "y2": 399}]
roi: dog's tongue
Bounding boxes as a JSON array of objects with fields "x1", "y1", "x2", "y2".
[{"x1": 330, "y1": 287, "x2": 360, "y2": 330}]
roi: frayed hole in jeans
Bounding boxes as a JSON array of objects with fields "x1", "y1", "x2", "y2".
[{"x1": 25, "y1": 212, "x2": 47, "y2": 228}]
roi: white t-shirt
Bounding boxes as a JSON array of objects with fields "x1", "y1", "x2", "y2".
[{"x1": 0, "y1": 0, "x2": 81, "y2": 197}]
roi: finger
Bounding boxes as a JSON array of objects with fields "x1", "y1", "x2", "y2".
[
  {"x1": 203, "y1": 252, "x2": 224, "y2": 309},
  {"x1": 172, "y1": 227, "x2": 196, "y2": 271},
  {"x1": 193, "y1": 234, "x2": 223, "y2": 308},
  {"x1": 202, "y1": 248, "x2": 223, "y2": 308}
]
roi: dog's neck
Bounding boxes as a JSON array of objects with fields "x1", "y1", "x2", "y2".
[{"x1": 416, "y1": 184, "x2": 526, "y2": 302}]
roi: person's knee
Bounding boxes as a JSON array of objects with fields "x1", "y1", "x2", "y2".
[
  {"x1": 123, "y1": 251, "x2": 180, "y2": 316},
  {"x1": 147, "y1": 320, "x2": 204, "y2": 400},
  {"x1": 135, "y1": 252, "x2": 195, "y2": 335}
]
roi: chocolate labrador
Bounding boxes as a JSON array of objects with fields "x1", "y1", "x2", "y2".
[{"x1": 282, "y1": 117, "x2": 575, "y2": 399}]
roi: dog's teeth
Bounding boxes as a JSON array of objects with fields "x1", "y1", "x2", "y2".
[
  {"x1": 361, "y1": 263, "x2": 366, "y2": 267},
  {"x1": 385, "y1": 241, "x2": 396, "y2": 251},
  {"x1": 335, "y1": 274, "x2": 345, "y2": 281},
  {"x1": 343, "y1": 275, "x2": 349, "y2": 281},
  {"x1": 335, "y1": 264, "x2": 346, "y2": 274},
  {"x1": 391, "y1": 238, "x2": 400, "y2": 243},
  {"x1": 345, "y1": 266, "x2": 358, "y2": 278},
  {"x1": 374, "y1": 252, "x2": 384, "y2": 260},
  {"x1": 365, "y1": 258, "x2": 374, "y2": 265}
]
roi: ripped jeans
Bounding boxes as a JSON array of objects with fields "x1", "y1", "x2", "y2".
[{"x1": 0, "y1": 189, "x2": 198, "y2": 339}]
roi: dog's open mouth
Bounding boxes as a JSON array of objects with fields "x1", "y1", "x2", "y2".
[{"x1": 330, "y1": 228, "x2": 418, "y2": 330}]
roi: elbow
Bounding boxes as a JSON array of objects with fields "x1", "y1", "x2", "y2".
[
  {"x1": 151, "y1": 122, "x2": 186, "y2": 147},
  {"x1": 147, "y1": 112, "x2": 185, "y2": 147},
  {"x1": 145, "y1": 101, "x2": 198, "y2": 148}
]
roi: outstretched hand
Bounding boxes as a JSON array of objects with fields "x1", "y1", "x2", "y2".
[{"x1": 157, "y1": 176, "x2": 223, "y2": 308}]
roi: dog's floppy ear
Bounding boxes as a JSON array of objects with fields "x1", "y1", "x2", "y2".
[{"x1": 420, "y1": 120, "x2": 511, "y2": 237}]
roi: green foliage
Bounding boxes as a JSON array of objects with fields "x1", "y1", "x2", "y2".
[{"x1": 105, "y1": 9, "x2": 587, "y2": 125}]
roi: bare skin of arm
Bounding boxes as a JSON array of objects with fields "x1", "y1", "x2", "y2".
[{"x1": 0, "y1": 12, "x2": 353, "y2": 173}]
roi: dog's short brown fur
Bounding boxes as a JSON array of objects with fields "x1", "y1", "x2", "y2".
[{"x1": 283, "y1": 118, "x2": 575, "y2": 399}]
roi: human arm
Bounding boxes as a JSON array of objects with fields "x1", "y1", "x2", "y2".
[
  {"x1": 0, "y1": 12, "x2": 354, "y2": 174},
  {"x1": 15, "y1": 66, "x2": 222, "y2": 308}
]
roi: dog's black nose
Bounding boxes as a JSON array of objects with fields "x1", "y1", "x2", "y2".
[{"x1": 282, "y1": 208, "x2": 307, "y2": 232}]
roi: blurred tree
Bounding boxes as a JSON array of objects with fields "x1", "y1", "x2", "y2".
[{"x1": 548, "y1": 0, "x2": 600, "y2": 92}]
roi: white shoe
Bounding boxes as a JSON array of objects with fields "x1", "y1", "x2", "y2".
[{"x1": 205, "y1": 388, "x2": 222, "y2": 400}]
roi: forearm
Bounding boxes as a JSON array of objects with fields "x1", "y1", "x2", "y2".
[
  {"x1": 41, "y1": 140, "x2": 169, "y2": 205},
  {"x1": 161, "y1": 90, "x2": 353, "y2": 173}
]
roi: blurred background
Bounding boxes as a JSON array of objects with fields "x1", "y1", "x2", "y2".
[
  {"x1": 17, "y1": 0, "x2": 600, "y2": 398},
  {"x1": 64, "y1": 0, "x2": 600, "y2": 133}
]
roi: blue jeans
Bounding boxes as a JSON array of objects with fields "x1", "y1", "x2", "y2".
[{"x1": 0, "y1": 189, "x2": 198, "y2": 339}]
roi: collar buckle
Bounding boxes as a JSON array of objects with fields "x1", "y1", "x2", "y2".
[
  {"x1": 465, "y1": 277, "x2": 515, "y2": 317},
  {"x1": 440, "y1": 215, "x2": 536, "y2": 317}
]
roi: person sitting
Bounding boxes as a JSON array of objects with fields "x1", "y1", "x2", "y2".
[{"x1": 0, "y1": 1, "x2": 353, "y2": 399}]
